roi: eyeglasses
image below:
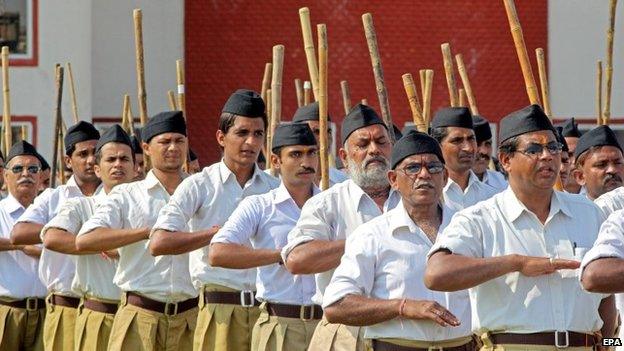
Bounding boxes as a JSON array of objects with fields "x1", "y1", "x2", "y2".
[
  {"x1": 9, "y1": 165, "x2": 41, "y2": 174},
  {"x1": 400, "y1": 162, "x2": 445, "y2": 176},
  {"x1": 515, "y1": 142, "x2": 563, "y2": 158}
]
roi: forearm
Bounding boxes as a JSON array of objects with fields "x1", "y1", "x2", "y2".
[
  {"x1": 209, "y1": 243, "x2": 281, "y2": 269},
  {"x1": 43, "y1": 229, "x2": 99, "y2": 255},
  {"x1": 285, "y1": 240, "x2": 345, "y2": 274},
  {"x1": 425, "y1": 251, "x2": 519, "y2": 291},
  {"x1": 0, "y1": 237, "x2": 23, "y2": 251},
  {"x1": 149, "y1": 229, "x2": 214, "y2": 256},
  {"x1": 599, "y1": 295, "x2": 617, "y2": 339},
  {"x1": 324, "y1": 294, "x2": 400, "y2": 326},
  {"x1": 10, "y1": 222, "x2": 44, "y2": 245},
  {"x1": 582, "y1": 258, "x2": 624, "y2": 293},
  {"x1": 76, "y1": 227, "x2": 148, "y2": 252}
]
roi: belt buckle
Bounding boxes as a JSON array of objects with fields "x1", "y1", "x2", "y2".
[
  {"x1": 428, "y1": 347, "x2": 444, "y2": 351},
  {"x1": 164, "y1": 301, "x2": 179, "y2": 316},
  {"x1": 240, "y1": 290, "x2": 254, "y2": 307},
  {"x1": 25, "y1": 297, "x2": 38, "y2": 311},
  {"x1": 555, "y1": 330, "x2": 569, "y2": 348},
  {"x1": 300, "y1": 305, "x2": 314, "y2": 321}
]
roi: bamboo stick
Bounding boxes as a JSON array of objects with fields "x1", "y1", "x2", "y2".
[
  {"x1": 299, "y1": 7, "x2": 319, "y2": 101},
  {"x1": 133, "y1": 9, "x2": 149, "y2": 169},
  {"x1": 340, "y1": 80, "x2": 352, "y2": 115},
  {"x1": 362, "y1": 13, "x2": 396, "y2": 141},
  {"x1": 125, "y1": 94, "x2": 135, "y2": 136},
  {"x1": 260, "y1": 63, "x2": 272, "y2": 104},
  {"x1": 318, "y1": 24, "x2": 329, "y2": 190},
  {"x1": 401, "y1": 73, "x2": 426, "y2": 132},
  {"x1": 167, "y1": 90, "x2": 176, "y2": 110},
  {"x1": 122, "y1": 94, "x2": 132, "y2": 134},
  {"x1": 603, "y1": 0, "x2": 618, "y2": 125},
  {"x1": 423, "y1": 70, "x2": 434, "y2": 129},
  {"x1": 303, "y1": 81, "x2": 312, "y2": 105},
  {"x1": 503, "y1": 0, "x2": 542, "y2": 106},
  {"x1": 295, "y1": 78, "x2": 304, "y2": 107},
  {"x1": 66, "y1": 63, "x2": 79, "y2": 124},
  {"x1": 268, "y1": 45, "x2": 284, "y2": 175},
  {"x1": 1, "y1": 46, "x2": 10, "y2": 156},
  {"x1": 51, "y1": 65, "x2": 64, "y2": 188},
  {"x1": 455, "y1": 54, "x2": 480, "y2": 115},
  {"x1": 176, "y1": 59, "x2": 186, "y2": 116},
  {"x1": 535, "y1": 48, "x2": 551, "y2": 117},
  {"x1": 597, "y1": 60, "x2": 603, "y2": 125},
  {"x1": 265, "y1": 88, "x2": 272, "y2": 166},
  {"x1": 419, "y1": 69, "x2": 426, "y2": 105},
  {"x1": 458, "y1": 89, "x2": 467, "y2": 107},
  {"x1": 20, "y1": 125, "x2": 26, "y2": 141},
  {"x1": 57, "y1": 126, "x2": 65, "y2": 185},
  {"x1": 441, "y1": 43, "x2": 459, "y2": 107}
]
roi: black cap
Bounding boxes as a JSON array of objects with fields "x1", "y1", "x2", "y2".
[
  {"x1": 401, "y1": 125, "x2": 417, "y2": 137},
  {"x1": 393, "y1": 125, "x2": 403, "y2": 140},
  {"x1": 473, "y1": 115, "x2": 492, "y2": 143},
  {"x1": 222, "y1": 89, "x2": 266, "y2": 117},
  {"x1": 142, "y1": 111, "x2": 187, "y2": 143},
  {"x1": 7, "y1": 140, "x2": 39, "y2": 163},
  {"x1": 38, "y1": 153, "x2": 50, "y2": 170},
  {"x1": 341, "y1": 104, "x2": 387, "y2": 144},
  {"x1": 556, "y1": 118, "x2": 582, "y2": 138},
  {"x1": 499, "y1": 105, "x2": 555, "y2": 143},
  {"x1": 574, "y1": 125, "x2": 622, "y2": 159},
  {"x1": 189, "y1": 148, "x2": 198, "y2": 161},
  {"x1": 555, "y1": 127, "x2": 569, "y2": 153},
  {"x1": 292, "y1": 102, "x2": 331, "y2": 123},
  {"x1": 95, "y1": 125, "x2": 132, "y2": 153},
  {"x1": 65, "y1": 121, "x2": 100, "y2": 154},
  {"x1": 391, "y1": 130, "x2": 445, "y2": 170},
  {"x1": 431, "y1": 107, "x2": 473, "y2": 129},
  {"x1": 272, "y1": 123, "x2": 317, "y2": 153},
  {"x1": 130, "y1": 135, "x2": 142, "y2": 155}
]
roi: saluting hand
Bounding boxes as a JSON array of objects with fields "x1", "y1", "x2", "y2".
[
  {"x1": 401, "y1": 300, "x2": 461, "y2": 327},
  {"x1": 516, "y1": 255, "x2": 580, "y2": 277}
]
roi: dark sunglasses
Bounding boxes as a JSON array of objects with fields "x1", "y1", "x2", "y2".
[
  {"x1": 9, "y1": 165, "x2": 41, "y2": 174},
  {"x1": 400, "y1": 162, "x2": 445, "y2": 176},
  {"x1": 516, "y1": 142, "x2": 563, "y2": 158}
]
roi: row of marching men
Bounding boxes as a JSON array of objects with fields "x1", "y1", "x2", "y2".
[{"x1": 1, "y1": 86, "x2": 624, "y2": 351}]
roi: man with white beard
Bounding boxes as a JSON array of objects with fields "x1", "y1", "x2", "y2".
[{"x1": 282, "y1": 104, "x2": 400, "y2": 351}]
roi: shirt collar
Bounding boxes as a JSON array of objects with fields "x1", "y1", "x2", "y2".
[
  {"x1": 500, "y1": 187, "x2": 572, "y2": 222},
  {"x1": 389, "y1": 200, "x2": 453, "y2": 237},
  {"x1": 219, "y1": 161, "x2": 263, "y2": 186},
  {"x1": 143, "y1": 170, "x2": 162, "y2": 190},
  {"x1": 3, "y1": 194, "x2": 25, "y2": 214},
  {"x1": 273, "y1": 181, "x2": 320, "y2": 205},
  {"x1": 444, "y1": 170, "x2": 479, "y2": 192},
  {"x1": 63, "y1": 175, "x2": 103, "y2": 197}
]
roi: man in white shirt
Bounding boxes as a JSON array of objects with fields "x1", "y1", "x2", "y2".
[
  {"x1": 210, "y1": 122, "x2": 320, "y2": 351},
  {"x1": 11, "y1": 121, "x2": 101, "y2": 351},
  {"x1": 572, "y1": 125, "x2": 624, "y2": 200},
  {"x1": 75, "y1": 111, "x2": 198, "y2": 351},
  {"x1": 472, "y1": 115, "x2": 507, "y2": 192},
  {"x1": 282, "y1": 103, "x2": 400, "y2": 351},
  {"x1": 430, "y1": 107, "x2": 497, "y2": 211},
  {"x1": 426, "y1": 104, "x2": 615, "y2": 349},
  {"x1": 323, "y1": 131, "x2": 474, "y2": 351},
  {"x1": 150, "y1": 90, "x2": 279, "y2": 351},
  {"x1": 0, "y1": 141, "x2": 47, "y2": 350},
  {"x1": 41, "y1": 125, "x2": 135, "y2": 351}
]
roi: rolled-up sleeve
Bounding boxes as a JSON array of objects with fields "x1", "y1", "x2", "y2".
[
  {"x1": 41, "y1": 199, "x2": 82, "y2": 239},
  {"x1": 428, "y1": 212, "x2": 484, "y2": 259},
  {"x1": 212, "y1": 196, "x2": 261, "y2": 245},
  {"x1": 281, "y1": 196, "x2": 333, "y2": 262},
  {"x1": 581, "y1": 209, "x2": 624, "y2": 274},
  {"x1": 17, "y1": 188, "x2": 53, "y2": 225},
  {"x1": 151, "y1": 176, "x2": 205, "y2": 235},
  {"x1": 79, "y1": 192, "x2": 124, "y2": 235}
]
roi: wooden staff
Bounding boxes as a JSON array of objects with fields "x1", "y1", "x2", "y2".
[
  {"x1": 361, "y1": 98, "x2": 368, "y2": 105},
  {"x1": 122, "y1": 94, "x2": 132, "y2": 133},
  {"x1": 260, "y1": 63, "x2": 272, "y2": 104},
  {"x1": 303, "y1": 81, "x2": 312, "y2": 105},
  {"x1": 503, "y1": 0, "x2": 541, "y2": 106},
  {"x1": 603, "y1": 0, "x2": 618, "y2": 125},
  {"x1": 441, "y1": 43, "x2": 459, "y2": 107},
  {"x1": 176, "y1": 59, "x2": 186, "y2": 116},
  {"x1": 167, "y1": 90, "x2": 177, "y2": 110},
  {"x1": 362, "y1": 13, "x2": 396, "y2": 141},
  {"x1": 51, "y1": 65, "x2": 64, "y2": 188},
  {"x1": 318, "y1": 24, "x2": 329, "y2": 190},
  {"x1": 458, "y1": 89, "x2": 467, "y2": 107},
  {"x1": 268, "y1": 45, "x2": 284, "y2": 175},
  {"x1": 66, "y1": 63, "x2": 80, "y2": 124},
  {"x1": 423, "y1": 70, "x2": 434, "y2": 129},
  {"x1": 295, "y1": 79, "x2": 304, "y2": 107},
  {"x1": 57, "y1": 125, "x2": 65, "y2": 185},
  {"x1": 1, "y1": 46, "x2": 10, "y2": 156},
  {"x1": 265, "y1": 88, "x2": 272, "y2": 164},
  {"x1": 125, "y1": 94, "x2": 135, "y2": 136},
  {"x1": 401, "y1": 73, "x2": 426, "y2": 132},
  {"x1": 455, "y1": 54, "x2": 480, "y2": 115},
  {"x1": 419, "y1": 69, "x2": 426, "y2": 104},
  {"x1": 299, "y1": 7, "x2": 319, "y2": 101},
  {"x1": 20, "y1": 125, "x2": 26, "y2": 141},
  {"x1": 535, "y1": 48, "x2": 551, "y2": 117},
  {"x1": 133, "y1": 9, "x2": 148, "y2": 127},
  {"x1": 340, "y1": 80, "x2": 352, "y2": 115},
  {"x1": 597, "y1": 60, "x2": 603, "y2": 125}
]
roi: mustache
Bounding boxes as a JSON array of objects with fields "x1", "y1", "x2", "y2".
[
  {"x1": 413, "y1": 181, "x2": 435, "y2": 190},
  {"x1": 475, "y1": 152, "x2": 490, "y2": 161},
  {"x1": 296, "y1": 167, "x2": 315, "y2": 175},
  {"x1": 604, "y1": 173, "x2": 623, "y2": 184},
  {"x1": 364, "y1": 155, "x2": 388, "y2": 167},
  {"x1": 17, "y1": 178, "x2": 35, "y2": 185}
]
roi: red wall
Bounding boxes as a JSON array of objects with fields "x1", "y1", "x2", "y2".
[{"x1": 185, "y1": 0, "x2": 547, "y2": 164}]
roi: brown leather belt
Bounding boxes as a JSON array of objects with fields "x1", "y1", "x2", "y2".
[
  {"x1": 373, "y1": 339, "x2": 476, "y2": 351},
  {"x1": 203, "y1": 290, "x2": 260, "y2": 307},
  {"x1": 126, "y1": 292, "x2": 198, "y2": 316},
  {"x1": 490, "y1": 332, "x2": 596, "y2": 347},
  {"x1": 50, "y1": 294, "x2": 80, "y2": 308},
  {"x1": 266, "y1": 302, "x2": 323, "y2": 320},
  {"x1": 0, "y1": 297, "x2": 45, "y2": 310},
  {"x1": 84, "y1": 298, "x2": 119, "y2": 314}
]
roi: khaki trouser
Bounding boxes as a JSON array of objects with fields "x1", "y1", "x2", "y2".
[
  {"x1": 107, "y1": 293, "x2": 197, "y2": 351},
  {"x1": 194, "y1": 284, "x2": 261, "y2": 351},
  {"x1": 43, "y1": 296, "x2": 77, "y2": 351},
  {"x1": 0, "y1": 302, "x2": 45, "y2": 351},
  {"x1": 251, "y1": 302, "x2": 319, "y2": 351},
  {"x1": 74, "y1": 299, "x2": 117, "y2": 351},
  {"x1": 374, "y1": 335, "x2": 475, "y2": 350},
  {"x1": 308, "y1": 316, "x2": 371, "y2": 351},
  {"x1": 479, "y1": 332, "x2": 594, "y2": 351}
]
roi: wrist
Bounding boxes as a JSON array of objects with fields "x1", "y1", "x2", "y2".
[
  {"x1": 397, "y1": 298, "x2": 407, "y2": 318},
  {"x1": 507, "y1": 254, "x2": 522, "y2": 272}
]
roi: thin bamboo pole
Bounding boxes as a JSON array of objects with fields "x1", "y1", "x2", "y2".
[
  {"x1": 295, "y1": 79, "x2": 304, "y2": 108},
  {"x1": 51, "y1": 65, "x2": 64, "y2": 188},
  {"x1": 441, "y1": 43, "x2": 459, "y2": 107},
  {"x1": 455, "y1": 54, "x2": 480, "y2": 115},
  {"x1": 299, "y1": 7, "x2": 319, "y2": 101},
  {"x1": 603, "y1": 0, "x2": 618, "y2": 125},
  {"x1": 423, "y1": 70, "x2": 434, "y2": 129},
  {"x1": 401, "y1": 73, "x2": 426, "y2": 132},
  {"x1": 260, "y1": 63, "x2": 272, "y2": 104},
  {"x1": 597, "y1": 60, "x2": 603, "y2": 125},
  {"x1": 318, "y1": 24, "x2": 329, "y2": 190},
  {"x1": 1, "y1": 46, "x2": 10, "y2": 156},
  {"x1": 66, "y1": 62, "x2": 79, "y2": 124},
  {"x1": 176, "y1": 59, "x2": 186, "y2": 116},
  {"x1": 303, "y1": 81, "x2": 312, "y2": 105},
  {"x1": 535, "y1": 48, "x2": 551, "y2": 117},
  {"x1": 340, "y1": 80, "x2": 352, "y2": 115},
  {"x1": 133, "y1": 9, "x2": 149, "y2": 169}
]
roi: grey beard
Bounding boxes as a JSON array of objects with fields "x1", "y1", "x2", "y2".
[{"x1": 346, "y1": 158, "x2": 389, "y2": 189}]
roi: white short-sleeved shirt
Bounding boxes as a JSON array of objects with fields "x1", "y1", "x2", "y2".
[
  {"x1": 443, "y1": 171, "x2": 498, "y2": 211},
  {"x1": 212, "y1": 183, "x2": 318, "y2": 305},
  {"x1": 18, "y1": 176, "x2": 100, "y2": 297},
  {"x1": 429, "y1": 188, "x2": 606, "y2": 334},
  {"x1": 281, "y1": 179, "x2": 401, "y2": 305},
  {"x1": 323, "y1": 202, "x2": 472, "y2": 341},
  {"x1": 152, "y1": 162, "x2": 279, "y2": 291},
  {"x1": 0, "y1": 195, "x2": 46, "y2": 299},
  {"x1": 41, "y1": 191, "x2": 120, "y2": 301},
  {"x1": 594, "y1": 186, "x2": 624, "y2": 217},
  {"x1": 80, "y1": 171, "x2": 196, "y2": 303},
  {"x1": 482, "y1": 169, "x2": 508, "y2": 193}
]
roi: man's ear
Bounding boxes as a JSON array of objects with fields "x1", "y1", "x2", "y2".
[
  {"x1": 498, "y1": 152, "x2": 512, "y2": 174},
  {"x1": 387, "y1": 169, "x2": 398, "y2": 191},
  {"x1": 216, "y1": 130, "x2": 226, "y2": 148},
  {"x1": 270, "y1": 153, "x2": 281, "y2": 170},
  {"x1": 573, "y1": 167, "x2": 586, "y2": 186},
  {"x1": 64, "y1": 155, "x2": 72, "y2": 170},
  {"x1": 142, "y1": 142, "x2": 151, "y2": 157},
  {"x1": 338, "y1": 148, "x2": 347, "y2": 169}
]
